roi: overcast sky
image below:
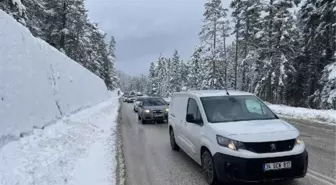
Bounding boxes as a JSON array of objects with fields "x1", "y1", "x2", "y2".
[{"x1": 85, "y1": 0, "x2": 231, "y2": 76}]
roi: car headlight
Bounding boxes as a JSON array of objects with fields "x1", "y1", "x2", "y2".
[
  {"x1": 144, "y1": 109, "x2": 150, "y2": 113},
  {"x1": 296, "y1": 137, "x2": 303, "y2": 145},
  {"x1": 165, "y1": 108, "x2": 169, "y2": 112},
  {"x1": 216, "y1": 135, "x2": 245, "y2": 151}
]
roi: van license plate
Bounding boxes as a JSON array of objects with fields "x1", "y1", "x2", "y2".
[{"x1": 263, "y1": 161, "x2": 291, "y2": 171}]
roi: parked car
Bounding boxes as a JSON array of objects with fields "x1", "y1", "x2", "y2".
[
  {"x1": 137, "y1": 97, "x2": 169, "y2": 124},
  {"x1": 133, "y1": 97, "x2": 146, "y2": 112},
  {"x1": 168, "y1": 90, "x2": 308, "y2": 185}
]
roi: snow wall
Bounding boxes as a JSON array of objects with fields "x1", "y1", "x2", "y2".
[{"x1": 0, "y1": 10, "x2": 109, "y2": 142}]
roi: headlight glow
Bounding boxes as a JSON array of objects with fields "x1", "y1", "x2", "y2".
[
  {"x1": 216, "y1": 135, "x2": 245, "y2": 151},
  {"x1": 165, "y1": 108, "x2": 169, "y2": 112},
  {"x1": 296, "y1": 137, "x2": 303, "y2": 145},
  {"x1": 144, "y1": 109, "x2": 150, "y2": 113}
]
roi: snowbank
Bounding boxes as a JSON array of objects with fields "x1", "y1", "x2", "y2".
[
  {"x1": 0, "y1": 10, "x2": 109, "y2": 141},
  {"x1": 268, "y1": 104, "x2": 336, "y2": 124},
  {"x1": 0, "y1": 95, "x2": 119, "y2": 185}
]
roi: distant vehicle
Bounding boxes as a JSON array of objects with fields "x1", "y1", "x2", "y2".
[
  {"x1": 133, "y1": 97, "x2": 146, "y2": 112},
  {"x1": 168, "y1": 90, "x2": 308, "y2": 184},
  {"x1": 121, "y1": 94, "x2": 129, "y2": 102},
  {"x1": 125, "y1": 95, "x2": 136, "y2": 103},
  {"x1": 137, "y1": 97, "x2": 169, "y2": 124},
  {"x1": 136, "y1": 92, "x2": 144, "y2": 96}
]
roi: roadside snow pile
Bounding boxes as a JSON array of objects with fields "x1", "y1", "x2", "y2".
[
  {"x1": 267, "y1": 104, "x2": 336, "y2": 124},
  {"x1": 0, "y1": 10, "x2": 108, "y2": 141},
  {"x1": 0, "y1": 95, "x2": 119, "y2": 185}
]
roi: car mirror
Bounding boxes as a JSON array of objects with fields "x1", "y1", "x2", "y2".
[{"x1": 186, "y1": 114, "x2": 195, "y2": 122}]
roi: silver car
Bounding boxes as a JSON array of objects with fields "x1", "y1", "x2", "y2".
[
  {"x1": 137, "y1": 97, "x2": 169, "y2": 124},
  {"x1": 133, "y1": 97, "x2": 146, "y2": 112}
]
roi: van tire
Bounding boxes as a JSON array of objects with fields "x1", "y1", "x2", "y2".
[
  {"x1": 202, "y1": 150, "x2": 217, "y2": 185},
  {"x1": 169, "y1": 129, "x2": 179, "y2": 151}
]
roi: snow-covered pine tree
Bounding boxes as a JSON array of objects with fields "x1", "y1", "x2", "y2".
[
  {"x1": 218, "y1": 7, "x2": 231, "y2": 88},
  {"x1": 231, "y1": 0, "x2": 263, "y2": 91},
  {"x1": 187, "y1": 46, "x2": 205, "y2": 90},
  {"x1": 23, "y1": 0, "x2": 46, "y2": 38},
  {"x1": 156, "y1": 55, "x2": 168, "y2": 96},
  {"x1": 108, "y1": 36, "x2": 119, "y2": 89},
  {"x1": 148, "y1": 62, "x2": 159, "y2": 96},
  {"x1": 169, "y1": 50, "x2": 182, "y2": 92},
  {"x1": 0, "y1": 0, "x2": 27, "y2": 25},
  {"x1": 180, "y1": 61, "x2": 189, "y2": 91},
  {"x1": 299, "y1": 0, "x2": 336, "y2": 108},
  {"x1": 248, "y1": 0, "x2": 299, "y2": 104},
  {"x1": 199, "y1": 0, "x2": 224, "y2": 89}
]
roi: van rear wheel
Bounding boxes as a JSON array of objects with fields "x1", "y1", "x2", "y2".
[
  {"x1": 169, "y1": 129, "x2": 179, "y2": 151},
  {"x1": 202, "y1": 150, "x2": 217, "y2": 185}
]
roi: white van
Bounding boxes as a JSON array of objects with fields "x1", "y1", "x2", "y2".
[{"x1": 168, "y1": 90, "x2": 308, "y2": 184}]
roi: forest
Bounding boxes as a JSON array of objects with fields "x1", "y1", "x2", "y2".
[{"x1": 122, "y1": 0, "x2": 336, "y2": 110}]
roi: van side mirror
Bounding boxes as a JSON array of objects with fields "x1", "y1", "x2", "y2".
[
  {"x1": 186, "y1": 114, "x2": 194, "y2": 122},
  {"x1": 186, "y1": 114, "x2": 203, "y2": 125}
]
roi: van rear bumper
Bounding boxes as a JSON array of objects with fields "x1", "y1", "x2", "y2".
[{"x1": 213, "y1": 150, "x2": 308, "y2": 183}]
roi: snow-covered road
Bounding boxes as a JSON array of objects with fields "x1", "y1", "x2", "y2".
[{"x1": 0, "y1": 96, "x2": 120, "y2": 185}]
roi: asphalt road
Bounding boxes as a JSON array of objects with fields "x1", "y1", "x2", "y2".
[{"x1": 120, "y1": 102, "x2": 336, "y2": 185}]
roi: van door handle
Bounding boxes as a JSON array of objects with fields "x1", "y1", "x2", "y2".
[{"x1": 170, "y1": 114, "x2": 175, "y2": 117}]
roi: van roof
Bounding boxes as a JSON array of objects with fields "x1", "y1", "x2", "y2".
[{"x1": 173, "y1": 90, "x2": 253, "y2": 97}]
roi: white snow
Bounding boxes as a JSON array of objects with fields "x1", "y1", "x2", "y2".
[
  {"x1": 11, "y1": 0, "x2": 26, "y2": 12},
  {"x1": 0, "y1": 10, "x2": 109, "y2": 140},
  {"x1": 268, "y1": 104, "x2": 336, "y2": 124},
  {"x1": 327, "y1": 62, "x2": 336, "y2": 80},
  {"x1": 0, "y1": 94, "x2": 120, "y2": 185}
]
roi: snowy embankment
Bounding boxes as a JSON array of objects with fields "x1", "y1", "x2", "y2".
[
  {"x1": 0, "y1": 9, "x2": 109, "y2": 144},
  {"x1": 267, "y1": 104, "x2": 336, "y2": 124},
  {"x1": 0, "y1": 94, "x2": 120, "y2": 185},
  {"x1": 164, "y1": 97, "x2": 336, "y2": 124}
]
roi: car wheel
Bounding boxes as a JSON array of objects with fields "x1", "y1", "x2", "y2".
[
  {"x1": 169, "y1": 129, "x2": 179, "y2": 151},
  {"x1": 141, "y1": 119, "x2": 147, "y2": 124},
  {"x1": 202, "y1": 150, "x2": 217, "y2": 185}
]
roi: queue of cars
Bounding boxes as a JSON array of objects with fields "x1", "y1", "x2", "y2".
[
  {"x1": 122, "y1": 92, "x2": 169, "y2": 124},
  {"x1": 123, "y1": 90, "x2": 308, "y2": 184}
]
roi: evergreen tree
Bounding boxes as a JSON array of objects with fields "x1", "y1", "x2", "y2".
[
  {"x1": 0, "y1": 0, "x2": 26, "y2": 25},
  {"x1": 187, "y1": 47, "x2": 204, "y2": 90},
  {"x1": 199, "y1": 0, "x2": 224, "y2": 89},
  {"x1": 169, "y1": 50, "x2": 182, "y2": 92}
]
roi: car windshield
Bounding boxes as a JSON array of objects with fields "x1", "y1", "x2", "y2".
[
  {"x1": 143, "y1": 98, "x2": 167, "y2": 106},
  {"x1": 200, "y1": 95, "x2": 277, "y2": 123}
]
